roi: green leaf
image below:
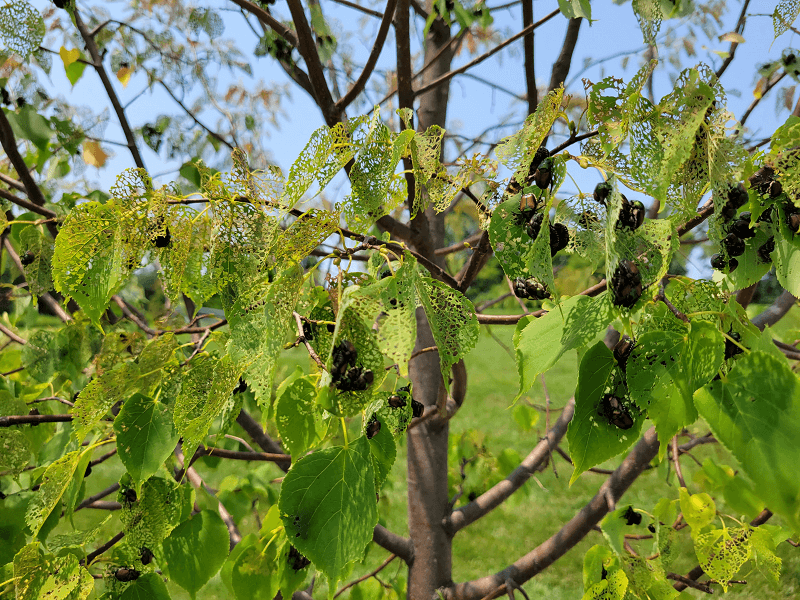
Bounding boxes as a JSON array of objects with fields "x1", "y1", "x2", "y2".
[
  {"x1": 678, "y1": 487, "x2": 716, "y2": 535},
  {"x1": 750, "y1": 527, "x2": 782, "y2": 589},
  {"x1": 366, "y1": 416, "x2": 396, "y2": 491},
  {"x1": 6, "y1": 105, "x2": 52, "y2": 151},
  {"x1": 512, "y1": 404, "x2": 539, "y2": 431},
  {"x1": 694, "y1": 350, "x2": 800, "y2": 533},
  {"x1": 567, "y1": 341, "x2": 645, "y2": 484},
  {"x1": 582, "y1": 545, "x2": 616, "y2": 591},
  {"x1": 227, "y1": 265, "x2": 304, "y2": 410},
  {"x1": 627, "y1": 321, "x2": 723, "y2": 459},
  {"x1": 13, "y1": 543, "x2": 92, "y2": 600},
  {"x1": 496, "y1": 88, "x2": 564, "y2": 187},
  {"x1": 52, "y1": 201, "x2": 127, "y2": 328},
  {"x1": 221, "y1": 532, "x2": 259, "y2": 595},
  {"x1": 558, "y1": 0, "x2": 591, "y2": 21},
  {"x1": 326, "y1": 307, "x2": 388, "y2": 417},
  {"x1": 173, "y1": 352, "x2": 241, "y2": 461},
  {"x1": 119, "y1": 573, "x2": 172, "y2": 600},
  {"x1": 114, "y1": 393, "x2": 180, "y2": 487},
  {"x1": 162, "y1": 510, "x2": 230, "y2": 599},
  {"x1": 25, "y1": 450, "x2": 83, "y2": 537},
  {"x1": 515, "y1": 294, "x2": 613, "y2": 399},
  {"x1": 601, "y1": 505, "x2": 641, "y2": 556},
  {"x1": 275, "y1": 376, "x2": 326, "y2": 459},
  {"x1": 73, "y1": 334, "x2": 177, "y2": 440},
  {"x1": 0, "y1": 391, "x2": 31, "y2": 474},
  {"x1": 773, "y1": 205, "x2": 800, "y2": 298},
  {"x1": 18, "y1": 225, "x2": 54, "y2": 297},
  {"x1": 231, "y1": 533, "x2": 283, "y2": 600},
  {"x1": 278, "y1": 436, "x2": 378, "y2": 581},
  {"x1": 278, "y1": 542, "x2": 312, "y2": 600},
  {"x1": 416, "y1": 277, "x2": 479, "y2": 394},
  {"x1": 120, "y1": 476, "x2": 192, "y2": 559},
  {"x1": 341, "y1": 259, "x2": 419, "y2": 376}
]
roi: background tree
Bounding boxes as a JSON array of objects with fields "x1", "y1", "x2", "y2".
[{"x1": 2, "y1": 1, "x2": 800, "y2": 600}]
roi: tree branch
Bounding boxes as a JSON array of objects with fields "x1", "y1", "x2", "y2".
[
  {"x1": 74, "y1": 8, "x2": 145, "y2": 170},
  {"x1": 158, "y1": 80, "x2": 235, "y2": 151},
  {"x1": 230, "y1": 0, "x2": 299, "y2": 46},
  {"x1": 75, "y1": 483, "x2": 121, "y2": 512},
  {"x1": 286, "y1": 0, "x2": 339, "y2": 126},
  {"x1": 85, "y1": 531, "x2": 125, "y2": 565},
  {"x1": 0, "y1": 187, "x2": 56, "y2": 218},
  {"x1": 413, "y1": 9, "x2": 560, "y2": 99},
  {"x1": 439, "y1": 428, "x2": 660, "y2": 600},
  {"x1": 334, "y1": 0, "x2": 398, "y2": 113},
  {"x1": 235, "y1": 409, "x2": 287, "y2": 470},
  {"x1": 0, "y1": 414, "x2": 73, "y2": 427},
  {"x1": 196, "y1": 444, "x2": 292, "y2": 465},
  {"x1": 456, "y1": 231, "x2": 492, "y2": 292},
  {"x1": 373, "y1": 523, "x2": 414, "y2": 564},
  {"x1": 4, "y1": 238, "x2": 72, "y2": 322},
  {"x1": 0, "y1": 321, "x2": 26, "y2": 345},
  {"x1": 293, "y1": 311, "x2": 326, "y2": 369},
  {"x1": 522, "y1": 0, "x2": 536, "y2": 114},
  {"x1": 335, "y1": 554, "x2": 398, "y2": 597},
  {"x1": 714, "y1": 0, "x2": 751, "y2": 79},
  {"x1": 445, "y1": 397, "x2": 575, "y2": 534},
  {"x1": 738, "y1": 72, "x2": 786, "y2": 130},
  {"x1": 435, "y1": 231, "x2": 484, "y2": 256},
  {"x1": 176, "y1": 446, "x2": 242, "y2": 549},
  {"x1": 751, "y1": 290, "x2": 797, "y2": 330},
  {"x1": 547, "y1": 18, "x2": 581, "y2": 92}
]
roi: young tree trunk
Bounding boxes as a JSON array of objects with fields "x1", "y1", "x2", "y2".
[{"x1": 406, "y1": 11, "x2": 455, "y2": 599}]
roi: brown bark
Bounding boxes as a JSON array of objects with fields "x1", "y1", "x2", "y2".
[{"x1": 405, "y1": 5, "x2": 456, "y2": 597}]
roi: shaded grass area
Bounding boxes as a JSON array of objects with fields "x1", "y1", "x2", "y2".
[{"x1": 60, "y1": 302, "x2": 800, "y2": 599}]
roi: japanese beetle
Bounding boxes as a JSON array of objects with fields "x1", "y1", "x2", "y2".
[{"x1": 598, "y1": 394, "x2": 634, "y2": 430}]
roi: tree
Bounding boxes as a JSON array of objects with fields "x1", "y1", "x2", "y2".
[{"x1": 1, "y1": 0, "x2": 800, "y2": 599}]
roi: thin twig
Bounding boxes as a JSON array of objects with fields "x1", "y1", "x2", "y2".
[
  {"x1": 85, "y1": 531, "x2": 125, "y2": 565},
  {"x1": 413, "y1": 10, "x2": 560, "y2": 99},
  {"x1": 334, "y1": 554, "x2": 398, "y2": 598},
  {"x1": 671, "y1": 437, "x2": 687, "y2": 488},
  {"x1": 293, "y1": 312, "x2": 326, "y2": 369}
]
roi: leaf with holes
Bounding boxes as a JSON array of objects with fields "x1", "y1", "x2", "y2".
[
  {"x1": 695, "y1": 350, "x2": 800, "y2": 533},
  {"x1": 0, "y1": 1, "x2": 45, "y2": 59},
  {"x1": 416, "y1": 277, "x2": 479, "y2": 394},
  {"x1": 694, "y1": 527, "x2": 752, "y2": 592},
  {"x1": 627, "y1": 320, "x2": 723, "y2": 459},
  {"x1": 567, "y1": 341, "x2": 645, "y2": 485},
  {"x1": 515, "y1": 293, "x2": 613, "y2": 400}
]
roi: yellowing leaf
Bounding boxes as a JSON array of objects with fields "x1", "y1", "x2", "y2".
[
  {"x1": 719, "y1": 32, "x2": 745, "y2": 43},
  {"x1": 59, "y1": 46, "x2": 86, "y2": 86},
  {"x1": 59, "y1": 46, "x2": 80, "y2": 68},
  {"x1": 117, "y1": 66, "x2": 132, "y2": 88},
  {"x1": 83, "y1": 141, "x2": 108, "y2": 168},
  {"x1": 754, "y1": 78, "x2": 767, "y2": 99}
]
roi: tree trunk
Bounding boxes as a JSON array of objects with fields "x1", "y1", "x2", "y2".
[{"x1": 406, "y1": 10, "x2": 455, "y2": 600}]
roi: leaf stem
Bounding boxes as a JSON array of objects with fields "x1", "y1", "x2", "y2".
[{"x1": 341, "y1": 417, "x2": 349, "y2": 446}]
